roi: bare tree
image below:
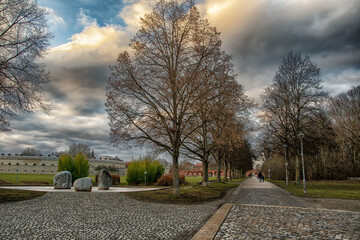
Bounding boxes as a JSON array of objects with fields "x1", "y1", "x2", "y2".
[
  {"x1": 20, "y1": 147, "x2": 41, "y2": 156},
  {"x1": 260, "y1": 51, "x2": 328, "y2": 184},
  {"x1": 68, "y1": 143, "x2": 91, "y2": 158},
  {"x1": 106, "y1": 0, "x2": 226, "y2": 196},
  {"x1": 180, "y1": 52, "x2": 243, "y2": 186},
  {"x1": 0, "y1": 0, "x2": 51, "y2": 131},
  {"x1": 330, "y1": 85, "x2": 360, "y2": 176}
]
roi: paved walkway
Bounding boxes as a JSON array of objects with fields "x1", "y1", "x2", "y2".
[
  {"x1": 194, "y1": 178, "x2": 360, "y2": 240},
  {"x1": 0, "y1": 192, "x2": 218, "y2": 239}
]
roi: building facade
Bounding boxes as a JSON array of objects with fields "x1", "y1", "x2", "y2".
[{"x1": 0, "y1": 155, "x2": 126, "y2": 175}]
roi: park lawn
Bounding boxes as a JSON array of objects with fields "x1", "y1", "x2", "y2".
[
  {"x1": 184, "y1": 176, "x2": 217, "y2": 185},
  {"x1": 270, "y1": 180, "x2": 360, "y2": 200},
  {"x1": 123, "y1": 179, "x2": 244, "y2": 204},
  {"x1": 0, "y1": 188, "x2": 46, "y2": 204},
  {"x1": 0, "y1": 173, "x2": 55, "y2": 185}
]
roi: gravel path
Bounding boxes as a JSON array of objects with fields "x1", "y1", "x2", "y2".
[
  {"x1": 0, "y1": 192, "x2": 218, "y2": 239},
  {"x1": 214, "y1": 178, "x2": 360, "y2": 240}
]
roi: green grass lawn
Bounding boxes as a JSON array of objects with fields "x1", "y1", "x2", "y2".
[
  {"x1": 0, "y1": 173, "x2": 55, "y2": 185},
  {"x1": 270, "y1": 180, "x2": 360, "y2": 200},
  {"x1": 123, "y1": 178, "x2": 245, "y2": 204}
]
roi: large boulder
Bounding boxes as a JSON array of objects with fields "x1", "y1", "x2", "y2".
[
  {"x1": 74, "y1": 177, "x2": 93, "y2": 192},
  {"x1": 54, "y1": 171, "x2": 72, "y2": 189},
  {"x1": 98, "y1": 169, "x2": 112, "y2": 190}
]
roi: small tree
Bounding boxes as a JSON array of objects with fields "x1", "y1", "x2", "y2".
[
  {"x1": 126, "y1": 157, "x2": 164, "y2": 185},
  {"x1": 73, "y1": 153, "x2": 90, "y2": 181},
  {"x1": 57, "y1": 153, "x2": 89, "y2": 182},
  {"x1": 58, "y1": 154, "x2": 74, "y2": 173}
]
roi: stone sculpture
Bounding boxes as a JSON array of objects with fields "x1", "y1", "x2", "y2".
[
  {"x1": 53, "y1": 171, "x2": 72, "y2": 189},
  {"x1": 74, "y1": 177, "x2": 93, "y2": 192},
  {"x1": 98, "y1": 169, "x2": 112, "y2": 190}
]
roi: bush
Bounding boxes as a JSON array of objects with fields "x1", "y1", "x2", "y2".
[
  {"x1": 95, "y1": 173, "x2": 121, "y2": 185},
  {"x1": 111, "y1": 174, "x2": 121, "y2": 185},
  {"x1": 126, "y1": 157, "x2": 165, "y2": 185},
  {"x1": 58, "y1": 153, "x2": 89, "y2": 182},
  {"x1": 156, "y1": 174, "x2": 186, "y2": 186}
]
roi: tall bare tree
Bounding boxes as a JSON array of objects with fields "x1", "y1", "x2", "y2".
[
  {"x1": 0, "y1": 0, "x2": 51, "y2": 131},
  {"x1": 260, "y1": 51, "x2": 328, "y2": 184},
  {"x1": 68, "y1": 143, "x2": 92, "y2": 158},
  {"x1": 181, "y1": 51, "x2": 243, "y2": 186},
  {"x1": 106, "y1": 0, "x2": 227, "y2": 196},
  {"x1": 330, "y1": 85, "x2": 360, "y2": 176}
]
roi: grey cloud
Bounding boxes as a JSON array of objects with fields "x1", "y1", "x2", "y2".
[{"x1": 213, "y1": 0, "x2": 360, "y2": 98}]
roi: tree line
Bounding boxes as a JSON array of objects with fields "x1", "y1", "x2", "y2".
[
  {"x1": 106, "y1": 0, "x2": 253, "y2": 196},
  {"x1": 258, "y1": 51, "x2": 359, "y2": 182}
]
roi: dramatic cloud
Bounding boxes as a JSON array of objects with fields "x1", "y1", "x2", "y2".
[
  {"x1": 198, "y1": 0, "x2": 360, "y2": 98},
  {"x1": 1, "y1": 0, "x2": 359, "y2": 161}
]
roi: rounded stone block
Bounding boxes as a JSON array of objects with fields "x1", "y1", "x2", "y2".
[
  {"x1": 54, "y1": 171, "x2": 72, "y2": 189},
  {"x1": 98, "y1": 169, "x2": 112, "y2": 190},
  {"x1": 74, "y1": 177, "x2": 93, "y2": 192}
]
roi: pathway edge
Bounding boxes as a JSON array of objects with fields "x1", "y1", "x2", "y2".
[{"x1": 191, "y1": 203, "x2": 233, "y2": 240}]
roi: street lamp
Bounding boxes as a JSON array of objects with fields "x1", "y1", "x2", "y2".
[
  {"x1": 144, "y1": 172, "x2": 147, "y2": 187},
  {"x1": 283, "y1": 144, "x2": 288, "y2": 188},
  {"x1": 298, "y1": 132, "x2": 306, "y2": 196},
  {"x1": 267, "y1": 153, "x2": 271, "y2": 180}
]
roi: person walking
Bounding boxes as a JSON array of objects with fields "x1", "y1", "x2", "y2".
[{"x1": 258, "y1": 172, "x2": 263, "y2": 183}]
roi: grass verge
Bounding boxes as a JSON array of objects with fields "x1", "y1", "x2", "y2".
[
  {"x1": 123, "y1": 178, "x2": 245, "y2": 205},
  {"x1": 0, "y1": 188, "x2": 46, "y2": 204},
  {"x1": 270, "y1": 180, "x2": 360, "y2": 200},
  {"x1": 0, "y1": 173, "x2": 54, "y2": 185}
]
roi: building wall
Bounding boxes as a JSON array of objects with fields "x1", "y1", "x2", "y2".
[{"x1": 0, "y1": 156, "x2": 126, "y2": 175}]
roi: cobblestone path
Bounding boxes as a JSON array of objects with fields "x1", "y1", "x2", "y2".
[
  {"x1": 214, "y1": 178, "x2": 360, "y2": 240},
  {"x1": 0, "y1": 192, "x2": 217, "y2": 239}
]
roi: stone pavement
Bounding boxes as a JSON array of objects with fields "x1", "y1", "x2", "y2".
[
  {"x1": 194, "y1": 178, "x2": 360, "y2": 240},
  {"x1": 0, "y1": 192, "x2": 218, "y2": 239}
]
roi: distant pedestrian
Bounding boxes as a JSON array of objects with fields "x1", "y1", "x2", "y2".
[
  {"x1": 258, "y1": 172, "x2": 263, "y2": 183},
  {"x1": 262, "y1": 175, "x2": 265, "y2": 182}
]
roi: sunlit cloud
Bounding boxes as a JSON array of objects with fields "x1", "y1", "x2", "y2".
[
  {"x1": 77, "y1": 8, "x2": 97, "y2": 27},
  {"x1": 119, "y1": 0, "x2": 158, "y2": 32}
]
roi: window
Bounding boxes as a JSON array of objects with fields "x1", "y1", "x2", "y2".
[
  {"x1": 8, "y1": 163, "x2": 11, "y2": 165},
  {"x1": 25, "y1": 163, "x2": 28, "y2": 166},
  {"x1": 33, "y1": 170, "x2": 35, "y2": 172},
  {"x1": 42, "y1": 163, "x2": 45, "y2": 166},
  {"x1": 33, "y1": 163, "x2": 36, "y2": 166},
  {"x1": 16, "y1": 163, "x2": 19, "y2": 166}
]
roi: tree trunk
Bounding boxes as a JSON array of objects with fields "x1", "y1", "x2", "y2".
[
  {"x1": 216, "y1": 150, "x2": 222, "y2": 182},
  {"x1": 202, "y1": 152, "x2": 209, "y2": 186},
  {"x1": 172, "y1": 150, "x2": 180, "y2": 197},
  {"x1": 224, "y1": 160, "x2": 228, "y2": 182}
]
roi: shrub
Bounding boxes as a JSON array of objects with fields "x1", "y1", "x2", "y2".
[
  {"x1": 111, "y1": 174, "x2": 121, "y2": 185},
  {"x1": 126, "y1": 157, "x2": 165, "y2": 185},
  {"x1": 95, "y1": 174, "x2": 121, "y2": 185},
  {"x1": 58, "y1": 154, "x2": 74, "y2": 173},
  {"x1": 73, "y1": 153, "x2": 90, "y2": 181},
  {"x1": 57, "y1": 153, "x2": 89, "y2": 182},
  {"x1": 156, "y1": 174, "x2": 186, "y2": 186}
]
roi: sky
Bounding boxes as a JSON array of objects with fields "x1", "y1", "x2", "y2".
[{"x1": 0, "y1": 0, "x2": 359, "y2": 160}]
